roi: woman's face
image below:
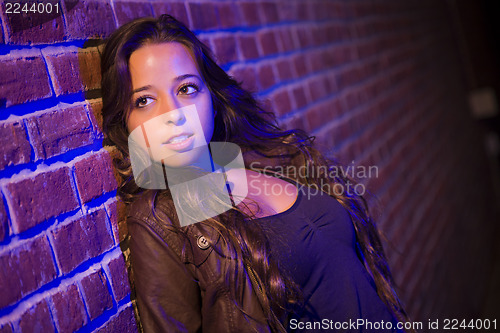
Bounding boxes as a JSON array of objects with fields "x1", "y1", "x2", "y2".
[{"x1": 126, "y1": 42, "x2": 215, "y2": 168}]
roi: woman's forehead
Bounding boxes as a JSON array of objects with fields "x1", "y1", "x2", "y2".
[{"x1": 129, "y1": 42, "x2": 199, "y2": 79}]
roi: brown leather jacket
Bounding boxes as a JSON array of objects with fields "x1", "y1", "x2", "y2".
[{"x1": 128, "y1": 193, "x2": 274, "y2": 333}]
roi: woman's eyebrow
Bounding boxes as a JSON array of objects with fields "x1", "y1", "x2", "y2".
[
  {"x1": 132, "y1": 74, "x2": 200, "y2": 94},
  {"x1": 132, "y1": 85, "x2": 152, "y2": 94},
  {"x1": 173, "y1": 74, "x2": 200, "y2": 82}
]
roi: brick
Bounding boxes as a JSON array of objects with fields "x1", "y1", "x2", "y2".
[
  {"x1": 1, "y1": 0, "x2": 64, "y2": 44},
  {"x1": 278, "y1": 29, "x2": 296, "y2": 52},
  {"x1": 238, "y1": 35, "x2": 259, "y2": 60},
  {"x1": 297, "y1": 2, "x2": 312, "y2": 21},
  {"x1": 310, "y1": 26, "x2": 324, "y2": 48},
  {"x1": 5, "y1": 167, "x2": 79, "y2": 233},
  {"x1": 261, "y1": 1, "x2": 280, "y2": 24},
  {"x1": 337, "y1": 67, "x2": 361, "y2": 88},
  {"x1": 0, "y1": 120, "x2": 31, "y2": 170},
  {"x1": 0, "y1": 21, "x2": 4, "y2": 44},
  {"x1": 330, "y1": 119, "x2": 351, "y2": 146},
  {"x1": 87, "y1": 99, "x2": 104, "y2": 137},
  {"x1": 311, "y1": 25, "x2": 328, "y2": 46},
  {"x1": 275, "y1": 58, "x2": 295, "y2": 82},
  {"x1": 0, "y1": 55, "x2": 52, "y2": 107},
  {"x1": 216, "y1": 3, "x2": 242, "y2": 29},
  {"x1": 308, "y1": 76, "x2": 329, "y2": 101},
  {"x1": 105, "y1": 199, "x2": 119, "y2": 243},
  {"x1": 0, "y1": 194, "x2": 8, "y2": 242},
  {"x1": 278, "y1": 2, "x2": 299, "y2": 22},
  {"x1": 325, "y1": 45, "x2": 347, "y2": 67},
  {"x1": 313, "y1": 131, "x2": 333, "y2": 151},
  {"x1": 17, "y1": 300, "x2": 55, "y2": 333},
  {"x1": 64, "y1": 0, "x2": 115, "y2": 39},
  {"x1": 281, "y1": 114, "x2": 307, "y2": 132},
  {"x1": 188, "y1": 3, "x2": 218, "y2": 30},
  {"x1": 80, "y1": 269, "x2": 113, "y2": 319},
  {"x1": 291, "y1": 86, "x2": 308, "y2": 109},
  {"x1": 50, "y1": 284, "x2": 87, "y2": 333},
  {"x1": 74, "y1": 151, "x2": 118, "y2": 203},
  {"x1": 258, "y1": 30, "x2": 279, "y2": 56},
  {"x1": 26, "y1": 105, "x2": 94, "y2": 160},
  {"x1": 107, "y1": 255, "x2": 130, "y2": 302},
  {"x1": 326, "y1": 74, "x2": 338, "y2": 94},
  {"x1": 151, "y1": 2, "x2": 188, "y2": 26},
  {"x1": 356, "y1": 41, "x2": 379, "y2": 59},
  {"x1": 240, "y1": 2, "x2": 262, "y2": 26},
  {"x1": 326, "y1": 23, "x2": 351, "y2": 43},
  {"x1": 293, "y1": 54, "x2": 309, "y2": 77},
  {"x1": 113, "y1": 1, "x2": 153, "y2": 26},
  {"x1": 311, "y1": 2, "x2": 329, "y2": 21},
  {"x1": 257, "y1": 63, "x2": 276, "y2": 91},
  {"x1": 96, "y1": 305, "x2": 137, "y2": 333},
  {"x1": 296, "y1": 26, "x2": 313, "y2": 49},
  {"x1": 353, "y1": 22, "x2": 372, "y2": 40},
  {"x1": 352, "y1": 1, "x2": 373, "y2": 17},
  {"x1": 230, "y1": 66, "x2": 257, "y2": 92},
  {"x1": 333, "y1": 2, "x2": 353, "y2": 20},
  {"x1": 212, "y1": 35, "x2": 238, "y2": 64},
  {"x1": 272, "y1": 89, "x2": 292, "y2": 117},
  {"x1": 105, "y1": 199, "x2": 127, "y2": 244},
  {"x1": 306, "y1": 100, "x2": 342, "y2": 132},
  {"x1": 344, "y1": 90, "x2": 361, "y2": 111},
  {"x1": 0, "y1": 236, "x2": 57, "y2": 308},
  {"x1": 259, "y1": 98, "x2": 273, "y2": 114},
  {"x1": 44, "y1": 47, "x2": 101, "y2": 95},
  {"x1": 51, "y1": 209, "x2": 114, "y2": 273},
  {"x1": 309, "y1": 50, "x2": 327, "y2": 73}
]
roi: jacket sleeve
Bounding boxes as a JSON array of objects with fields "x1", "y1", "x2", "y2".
[{"x1": 128, "y1": 217, "x2": 202, "y2": 333}]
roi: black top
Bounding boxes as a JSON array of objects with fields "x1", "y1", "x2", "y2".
[{"x1": 252, "y1": 178, "x2": 401, "y2": 332}]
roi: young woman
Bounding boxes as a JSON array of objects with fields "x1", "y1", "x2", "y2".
[{"x1": 101, "y1": 15, "x2": 412, "y2": 333}]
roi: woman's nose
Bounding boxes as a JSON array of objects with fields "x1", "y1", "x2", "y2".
[
  {"x1": 165, "y1": 107, "x2": 186, "y2": 125},
  {"x1": 161, "y1": 97, "x2": 186, "y2": 125},
  {"x1": 166, "y1": 109, "x2": 186, "y2": 125}
]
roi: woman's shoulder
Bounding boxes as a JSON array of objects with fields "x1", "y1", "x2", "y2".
[
  {"x1": 126, "y1": 190, "x2": 217, "y2": 265},
  {"x1": 127, "y1": 190, "x2": 180, "y2": 227},
  {"x1": 126, "y1": 191, "x2": 185, "y2": 251},
  {"x1": 127, "y1": 190, "x2": 155, "y2": 221}
]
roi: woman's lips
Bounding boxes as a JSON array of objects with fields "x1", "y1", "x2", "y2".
[{"x1": 163, "y1": 133, "x2": 195, "y2": 151}]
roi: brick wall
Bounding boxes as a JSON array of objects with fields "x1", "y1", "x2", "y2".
[{"x1": 0, "y1": 0, "x2": 496, "y2": 331}]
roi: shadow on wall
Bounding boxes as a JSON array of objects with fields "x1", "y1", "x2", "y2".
[
  {"x1": 79, "y1": 37, "x2": 141, "y2": 329},
  {"x1": 0, "y1": 1, "x2": 137, "y2": 332}
]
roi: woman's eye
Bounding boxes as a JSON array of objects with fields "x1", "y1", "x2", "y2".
[
  {"x1": 135, "y1": 96, "x2": 154, "y2": 108},
  {"x1": 178, "y1": 83, "x2": 199, "y2": 96}
]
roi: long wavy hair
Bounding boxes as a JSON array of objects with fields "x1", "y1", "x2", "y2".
[{"x1": 101, "y1": 14, "x2": 413, "y2": 332}]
